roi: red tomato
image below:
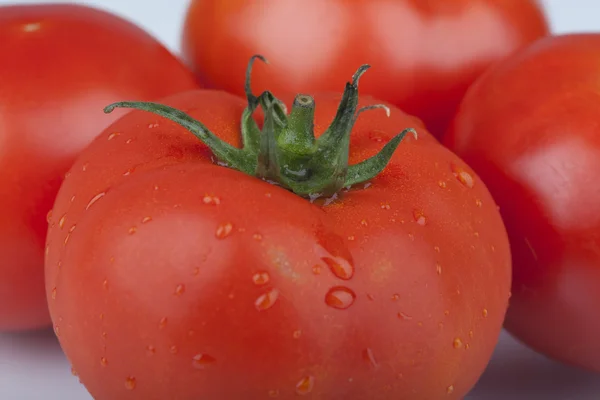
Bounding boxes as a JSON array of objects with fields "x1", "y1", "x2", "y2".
[
  {"x1": 0, "y1": 4, "x2": 200, "y2": 332},
  {"x1": 181, "y1": 0, "x2": 549, "y2": 138},
  {"x1": 46, "y1": 59, "x2": 511, "y2": 399},
  {"x1": 445, "y1": 34, "x2": 600, "y2": 373}
]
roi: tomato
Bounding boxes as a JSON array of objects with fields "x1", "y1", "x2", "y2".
[
  {"x1": 181, "y1": 0, "x2": 549, "y2": 138},
  {"x1": 444, "y1": 34, "x2": 600, "y2": 373},
  {"x1": 0, "y1": 4, "x2": 200, "y2": 332},
  {"x1": 45, "y1": 57, "x2": 511, "y2": 399}
]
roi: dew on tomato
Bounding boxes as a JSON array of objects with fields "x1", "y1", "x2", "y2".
[
  {"x1": 215, "y1": 222, "x2": 233, "y2": 239},
  {"x1": 158, "y1": 317, "x2": 168, "y2": 329},
  {"x1": 324, "y1": 286, "x2": 356, "y2": 309},
  {"x1": 192, "y1": 353, "x2": 216, "y2": 369},
  {"x1": 295, "y1": 375, "x2": 315, "y2": 395},
  {"x1": 174, "y1": 284, "x2": 186, "y2": 296},
  {"x1": 362, "y1": 348, "x2": 379, "y2": 369},
  {"x1": 125, "y1": 376, "x2": 136, "y2": 390},
  {"x1": 453, "y1": 337, "x2": 464, "y2": 349},
  {"x1": 252, "y1": 271, "x2": 270, "y2": 286},
  {"x1": 254, "y1": 288, "x2": 280, "y2": 311},
  {"x1": 85, "y1": 191, "x2": 106, "y2": 210},
  {"x1": 316, "y1": 246, "x2": 354, "y2": 280},
  {"x1": 202, "y1": 194, "x2": 221, "y2": 205},
  {"x1": 451, "y1": 164, "x2": 475, "y2": 188},
  {"x1": 413, "y1": 210, "x2": 427, "y2": 226}
]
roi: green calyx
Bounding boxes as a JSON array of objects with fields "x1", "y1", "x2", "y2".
[{"x1": 103, "y1": 55, "x2": 416, "y2": 199}]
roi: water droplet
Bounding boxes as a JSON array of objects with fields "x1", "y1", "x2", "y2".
[
  {"x1": 102, "y1": 280, "x2": 109, "y2": 290},
  {"x1": 446, "y1": 385, "x2": 454, "y2": 394},
  {"x1": 468, "y1": 330, "x2": 474, "y2": 338},
  {"x1": 99, "y1": 313, "x2": 104, "y2": 320},
  {"x1": 490, "y1": 245, "x2": 496, "y2": 252},
  {"x1": 70, "y1": 367, "x2": 78, "y2": 376},
  {"x1": 436, "y1": 262, "x2": 442, "y2": 275},
  {"x1": 141, "y1": 216, "x2": 152, "y2": 224},
  {"x1": 391, "y1": 293, "x2": 400, "y2": 301},
  {"x1": 295, "y1": 375, "x2": 315, "y2": 395},
  {"x1": 363, "y1": 348, "x2": 379, "y2": 369},
  {"x1": 444, "y1": 310, "x2": 450, "y2": 316},
  {"x1": 347, "y1": 235, "x2": 355, "y2": 241},
  {"x1": 381, "y1": 203, "x2": 391, "y2": 210},
  {"x1": 413, "y1": 210, "x2": 427, "y2": 226},
  {"x1": 451, "y1": 164, "x2": 474, "y2": 188},
  {"x1": 253, "y1": 233, "x2": 263, "y2": 241},
  {"x1": 192, "y1": 353, "x2": 216, "y2": 369},
  {"x1": 107, "y1": 132, "x2": 120, "y2": 140},
  {"x1": 312, "y1": 265, "x2": 321, "y2": 275},
  {"x1": 465, "y1": 343, "x2": 471, "y2": 350},
  {"x1": 174, "y1": 284, "x2": 185, "y2": 296},
  {"x1": 292, "y1": 330, "x2": 302, "y2": 339},
  {"x1": 203, "y1": 194, "x2": 221, "y2": 205},
  {"x1": 126, "y1": 138, "x2": 134, "y2": 144},
  {"x1": 63, "y1": 233, "x2": 71, "y2": 245},
  {"x1": 265, "y1": 192, "x2": 272, "y2": 198},
  {"x1": 325, "y1": 286, "x2": 356, "y2": 310},
  {"x1": 58, "y1": 215, "x2": 66, "y2": 229},
  {"x1": 453, "y1": 337, "x2": 463, "y2": 349},
  {"x1": 128, "y1": 226, "x2": 137, "y2": 235},
  {"x1": 322, "y1": 256, "x2": 353, "y2": 280},
  {"x1": 215, "y1": 222, "x2": 233, "y2": 239},
  {"x1": 438, "y1": 180, "x2": 447, "y2": 188},
  {"x1": 474, "y1": 231, "x2": 480, "y2": 238},
  {"x1": 408, "y1": 233, "x2": 415, "y2": 241},
  {"x1": 252, "y1": 272, "x2": 270, "y2": 285},
  {"x1": 170, "y1": 345, "x2": 178, "y2": 354},
  {"x1": 367, "y1": 293, "x2": 375, "y2": 301},
  {"x1": 268, "y1": 389, "x2": 280, "y2": 397},
  {"x1": 123, "y1": 166, "x2": 137, "y2": 177},
  {"x1": 70, "y1": 195, "x2": 76, "y2": 203},
  {"x1": 159, "y1": 317, "x2": 168, "y2": 329},
  {"x1": 46, "y1": 209, "x2": 53, "y2": 223},
  {"x1": 148, "y1": 123, "x2": 159, "y2": 129},
  {"x1": 360, "y1": 219, "x2": 368, "y2": 226},
  {"x1": 82, "y1": 163, "x2": 89, "y2": 172},
  {"x1": 475, "y1": 198, "x2": 483, "y2": 207},
  {"x1": 193, "y1": 267, "x2": 200, "y2": 276},
  {"x1": 255, "y1": 288, "x2": 280, "y2": 311},
  {"x1": 102, "y1": 332, "x2": 107, "y2": 339},
  {"x1": 397, "y1": 312, "x2": 412, "y2": 320},
  {"x1": 100, "y1": 357, "x2": 108, "y2": 367},
  {"x1": 482, "y1": 308, "x2": 488, "y2": 318},
  {"x1": 146, "y1": 345, "x2": 156, "y2": 356},
  {"x1": 434, "y1": 246, "x2": 441, "y2": 253},
  {"x1": 51, "y1": 287, "x2": 57, "y2": 300},
  {"x1": 86, "y1": 192, "x2": 106, "y2": 210},
  {"x1": 53, "y1": 325, "x2": 60, "y2": 336},
  {"x1": 125, "y1": 376, "x2": 136, "y2": 390}
]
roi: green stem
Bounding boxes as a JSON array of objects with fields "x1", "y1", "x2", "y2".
[{"x1": 104, "y1": 55, "x2": 416, "y2": 199}]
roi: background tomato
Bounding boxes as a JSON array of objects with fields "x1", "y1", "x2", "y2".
[
  {"x1": 444, "y1": 33, "x2": 600, "y2": 373},
  {"x1": 181, "y1": 0, "x2": 549, "y2": 138},
  {"x1": 0, "y1": 4, "x2": 200, "y2": 332},
  {"x1": 45, "y1": 64, "x2": 511, "y2": 399}
]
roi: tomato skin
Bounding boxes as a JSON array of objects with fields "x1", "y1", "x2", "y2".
[
  {"x1": 181, "y1": 0, "x2": 548, "y2": 137},
  {"x1": 445, "y1": 34, "x2": 600, "y2": 372},
  {"x1": 0, "y1": 4, "x2": 200, "y2": 332},
  {"x1": 46, "y1": 88, "x2": 511, "y2": 399}
]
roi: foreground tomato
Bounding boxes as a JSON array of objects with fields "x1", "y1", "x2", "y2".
[
  {"x1": 181, "y1": 0, "x2": 549, "y2": 138},
  {"x1": 46, "y1": 57, "x2": 510, "y2": 399},
  {"x1": 0, "y1": 4, "x2": 199, "y2": 331},
  {"x1": 445, "y1": 34, "x2": 600, "y2": 373}
]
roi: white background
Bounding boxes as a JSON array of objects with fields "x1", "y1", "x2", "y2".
[{"x1": 1, "y1": 1, "x2": 600, "y2": 399}]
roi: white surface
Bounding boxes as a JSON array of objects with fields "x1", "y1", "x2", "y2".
[{"x1": 1, "y1": 0, "x2": 600, "y2": 399}]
